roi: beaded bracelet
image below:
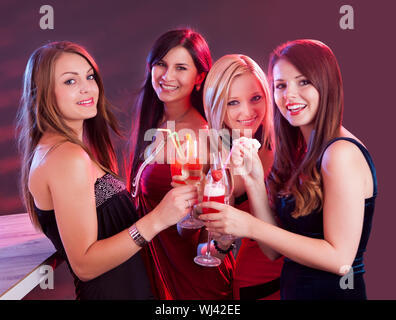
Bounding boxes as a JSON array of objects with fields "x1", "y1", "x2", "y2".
[{"x1": 213, "y1": 240, "x2": 235, "y2": 254}]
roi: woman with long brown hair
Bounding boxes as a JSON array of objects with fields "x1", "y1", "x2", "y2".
[
  {"x1": 199, "y1": 39, "x2": 377, "y2": 299},
  {"x1": 16, "y1": 41, "x2": 197, "y2": 299}
]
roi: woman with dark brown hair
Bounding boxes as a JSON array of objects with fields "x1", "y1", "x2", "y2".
[
  {"x1": 128, "y1": 29, "x2": 234, "y2": 300},
  {"x1": 16, "y1": 41, "x2": 197, "y2": 299},
  {"x1": 199, "y1": 39, "x2": 377, "y2": 300}
]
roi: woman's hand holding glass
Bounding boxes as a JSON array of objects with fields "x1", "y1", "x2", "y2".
[
  {"x1": 153, "y1": 185, "x2": 199, "y2": 231},
  {"x1": 198, "y1": 201, "x2": 254, "y2": 240},
  {"x1": 194, "y1": 152, "x2": 235, "y2": 267},
  {"x1": 197, "y1": 145, "x2": 265, "y2": 251}
]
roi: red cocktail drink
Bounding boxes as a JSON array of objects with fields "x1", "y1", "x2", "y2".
[{"x1": 202, "y1": 184, "x2": 226, "y2": 214}]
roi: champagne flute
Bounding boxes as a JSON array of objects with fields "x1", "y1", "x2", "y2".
[
  {"x1": 194, "y1": 152, "x2": 231, "y2": 267},
  {"x1": 221, "y1": 153, "x2": 234, "y2": 205},
  {"x1": 171, "y1": 137, "x2": 205, "y2": 229},
  {"x1": 219, "y1": 158, "x2": 236, "y2": 242},
  {"x1": 193, "y1": 167, "x2": 225, "y2": 267}
]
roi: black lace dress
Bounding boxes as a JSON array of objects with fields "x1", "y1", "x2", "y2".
[{"x1": 35, "y1": 173, "x2": 154, "y2": 300}]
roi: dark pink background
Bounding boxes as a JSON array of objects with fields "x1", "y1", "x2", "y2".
[{"x1": 0, "y1": 0, "x2": 394, "y2": 299}]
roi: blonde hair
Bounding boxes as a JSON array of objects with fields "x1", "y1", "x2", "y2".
[{"x1": 203, "y1": 54, "x2": 273, "y2": 150}]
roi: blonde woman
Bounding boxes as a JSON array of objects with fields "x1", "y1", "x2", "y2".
[
  {"x1": 200, "y1": 40, "x2": 377, "y2": 300},
  {"x1": 16, "y1": 41, "x2": 196, "y2": 299},
  {"x1": 203, "y1": 54, "x2": 284, "y2": 299}
]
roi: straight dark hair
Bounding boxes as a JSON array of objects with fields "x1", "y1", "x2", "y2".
[{"x1": 127, "y1": 28, "x2": 212, "y2": 191}]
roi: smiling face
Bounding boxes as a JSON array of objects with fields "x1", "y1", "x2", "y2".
[
  {"x1": 53, "y1": 52, "x2": 99, "y2": 129},
  {"x1": 151, "y1": 45, "x2": 204, "y2": 108},
  {"x1": 272, "y1": 59, "x2": 320, "y2": 136},
  {"x1": 223, "y1": 72, "x2": 266, "y2": 136}
]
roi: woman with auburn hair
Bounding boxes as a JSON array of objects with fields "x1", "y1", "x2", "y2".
[
  {"x1": 16, "y1": 41, "x2": 196, "y2": 299},
  {"x1": 199, "y1": 39, "x2": 377, "y2": 299},
  {"x1": 128, "y1": 29, "x2": 234, "y2": 300},
  {"x1": 203, "y1": 54, "x2": 283, "y2": 300}
]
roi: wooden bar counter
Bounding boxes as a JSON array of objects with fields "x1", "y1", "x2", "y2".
[{"x1": 0, "y1": 213, "x2": 60, "y2": 300}]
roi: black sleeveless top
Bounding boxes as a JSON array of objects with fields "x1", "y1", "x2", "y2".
[
  {"x1": 35, "y1": 173, "x2": 154, "y2": 300},
  {"x1": 275, "y1": 137, "x2": 377, "y2": 300}
]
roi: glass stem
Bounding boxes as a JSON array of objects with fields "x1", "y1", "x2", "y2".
[{"x1": 206, "y1": 232, "x2": 212, "y2": 257}]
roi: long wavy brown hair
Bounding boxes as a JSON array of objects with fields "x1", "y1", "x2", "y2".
[
  {"x1": 16, "y1": 41, "x2": 120, "y2": 229},
  {"x1": 267, "y1": 39, "x2": 344, "y2": 218}
]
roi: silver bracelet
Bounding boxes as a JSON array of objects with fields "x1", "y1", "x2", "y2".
[{"x1": 128, "y1": 223, "x2": 149, "y2": 247}]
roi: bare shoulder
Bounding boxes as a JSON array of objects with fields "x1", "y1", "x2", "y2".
[
  {"x1": 321, "y1": 138, "x2": 366, "y2": 172},
  {"x1": 47, "y1": 142, "x2": 90, "y2": 167},
  {"x1": 45, "y1": 142, "x2": 94, "y2": 184},
  {"x1": 320, "y1": 137, "x2": 373, "y2": 198}
]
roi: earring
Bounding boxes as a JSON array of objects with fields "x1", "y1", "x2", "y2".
[{"x1": 195, "y1": 84, "x2": 201, "y2": 91}]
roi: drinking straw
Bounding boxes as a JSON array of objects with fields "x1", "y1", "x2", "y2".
[
  {"x1": 157, "y1": 128, "x2": 185, "y2": 160},
  {"x1": 224, "y1": 150, "x2": 232, "y2": 167},
  {"x1": 186, "y1": 133, "x2": 194, "y2": 159}
]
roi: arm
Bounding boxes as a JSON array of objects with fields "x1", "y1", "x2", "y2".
[
  {"x1": 244, "y1": 179, "x2": 282, "y2": 260},
  {"x1": 232, "y1": 143, "x2": 281, "y2": 259},
  {"x1": 202, "y1": 141, "x2": 368, "y2": 275},
  {"x1": 47, "y1": 143, "x2": 197, "y2": 281}
]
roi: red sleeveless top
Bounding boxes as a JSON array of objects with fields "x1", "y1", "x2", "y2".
[
  {"x1": 135, "y1": 163, "x2": 234, "y2": 300},
  {"x1": 233, "y1": 199, "x2": 283, "y2": 300}
]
